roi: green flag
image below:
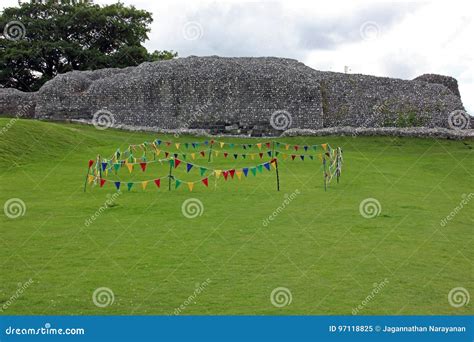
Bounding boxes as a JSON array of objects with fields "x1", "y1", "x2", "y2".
[
  {"x1": 175, "y1": 179, "x2": 182, "y2": 189},
  {"x1": 200, "y1": 167, "x2": 207, "y2": 176},
  {"x1": 251, "y1": 167, "x2": 257, "y2": 176},
  {"x1": 257, "y1": 165, "x2": 263, "y2": 173},
  {"x1": 127, "y1": 182, "x2": 133, "y2": 191}
]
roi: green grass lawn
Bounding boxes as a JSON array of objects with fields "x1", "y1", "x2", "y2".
[{"x1": 0, "y1": 119, "x2": 472, "y2": 315}]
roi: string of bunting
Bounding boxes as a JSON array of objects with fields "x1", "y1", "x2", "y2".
[{"x1": 86, "y1": 157, "x2": 278, "y2": 192}]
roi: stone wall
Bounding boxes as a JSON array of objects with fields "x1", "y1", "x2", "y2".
[{"x1": 0, "y1": 56, "x2": 469, "y2": 134}]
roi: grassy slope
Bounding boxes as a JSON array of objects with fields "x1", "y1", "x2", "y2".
[{"x1": 0, "y1": 119, "x2": 472, "y2": 315}]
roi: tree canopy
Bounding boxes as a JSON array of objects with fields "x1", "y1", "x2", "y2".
[{"x1": 0, "y1": 1, "x2": 177, "y2": 91}]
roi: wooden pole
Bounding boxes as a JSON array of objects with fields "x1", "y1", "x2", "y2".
[
  {"x1": 208, "y1": 140, "x2": 213, "y2": 162},
  {"x1": 168, "y1": 159, "x2": 173, "y2": 191},
  {"x1": 323, "y1": 156, "x2": 327, "y2": 192},
  {"x1": 83, "y1": 164, "x2": 91, "y2": 193},
  {"x1": 275, "y1": 158, "x2": 280, "y2": 191}
]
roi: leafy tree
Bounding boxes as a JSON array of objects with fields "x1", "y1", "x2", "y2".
[{"x1": 0, "y1": 1, "x2": 177, "y2": 91}]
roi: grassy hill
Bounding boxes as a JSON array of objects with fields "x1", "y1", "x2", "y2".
[{"x1": 0, "y1": 119, "x2": 472, "y2": 315}]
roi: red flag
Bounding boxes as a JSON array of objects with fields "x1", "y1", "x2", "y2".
[
  {"x1": 154, "y1": 179, "x2": 161, "y2": 188},
  {"x1": 165, "y1": 141, "x2": 171, "y2": 146},
  {"x1": 291, "y1": 155, "x2": 296, "y2": 160},
  {"x1": 202, "y1": 178, "x2": 209, "y2": 187},
  {"x1": 174, "y1": 159, "x2": 181, "y2": 168},
  {"x1": 100, "y1": 178, "x2": 106, "y2": 187},
  {"x1": 200, "y1": 151, "x2": 205, "y2": 157},
  {"x1": 140, "y1": 162, "x2": 147, "y2": 172},
  {"x1": 265, "y1": 142, "x2": 271, "y2": 149},
  {"x1": 294, "y1": 145, "x2": 299, "y2": 151},
  {"x1": 229, "y1": 169, "x2": 235, "y2": 178},
  {"x1": 88, "y1": 160, "x2": 94, "y2": 168},
  {"x1": 224, "y1": 152, "x2": 228, "y2": 158},
  {"x1": 223, "y1": 171, "x2": 229, "y2": 180},
  {"x1": 259, "y1": 153, "x2": 263, "y2": 159},
  {"x1": 165, "y1": 152, "x2": 169, "y2": 158}
]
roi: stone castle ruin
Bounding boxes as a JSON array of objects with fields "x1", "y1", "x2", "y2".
[{"x1": 0, "y1": 56, "x2": 469, "y2": 135}]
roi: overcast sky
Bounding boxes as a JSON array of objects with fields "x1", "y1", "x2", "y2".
[{"x1": 3, "y1": 0, "x2": 473, "y2": 113}]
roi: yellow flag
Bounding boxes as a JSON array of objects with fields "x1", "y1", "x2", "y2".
[
  {"x1": 285, "y1": 144, "x2": 290, "y2": 150},
  {"x1": 256, "y1": 143, "x2": 262, "y2": 150},
  {"x1": 214, "y1": 151, "x2": 219, "y2": 157},
  {"x1": 250, "y1": 154, "x2": 255, "y2": 160},
  {"x1": 317, "y1": 153, "x2": 323, "y2": 161},
  {"x1": 105, "y1": 169, "x2": 109, "y2": 176},
  {"x1": 322, "y1": 144, "x2": 327, "y2": 151},
  {"x1": 236, "y1": 170, "x2": 243, "y2": 180},
  {"x1": 220, "y1": 142, "x2": 225, "y2": 148},
  {"x1": 191, "y1": 153, "x2": 196, "y2": 160},
  {"x1": 271, "y1": 160, "x2": 277, "y2": 168},
  {"x1": 126, "y1": 162, "x2": 133, "y2": 173},
  {"x1": 88, "y1": 175, "x2": 94, "y2": 184},
  {"x1": 156, "y1": 149, "x2": 161, "y2": 156},
  {"x1": 282, "y1": 154, "x2": 288, "y2": 160},
  {"x1": 215, "y1": 170, "x2": 222, "y2": 178},
  {"x1": 188, "y1": 182, "x2": 194, "y2": 192},
  {"x1": 141, "y1": 181, "x2": 148, "y2": 190},
  {"x1": 175, "y1": 143, "x2": 180, "y2": 149}
]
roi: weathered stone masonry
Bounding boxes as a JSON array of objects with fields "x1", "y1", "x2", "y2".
[{"x1": 0, "y1": 56, "x2": 469, "y2": 134}]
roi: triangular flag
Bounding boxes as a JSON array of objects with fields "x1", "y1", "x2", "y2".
[
  {"x1": 223, "y1": 171, "x2": 229, "y2": 180},
  {"x1": 191, "y1": 153, "x2": 196, "y2": 160},
  {"x1": 165, "y1": 152, "x2": 169, "y2": 158},
  {"x1": 126, "y1": 162, "x2": 133, "y2": 173},
  {"x1": 141, "y1": 181, "x2": 148, "y2": 190},
  {"x1": 175, "y1": 143, "x2": 180, "y2": 149},
  {"x1": 202, "y1": 178, "x2": 209, "y2": 187},
  {"x1": 291, "y1": 155, "x2": 296, "y2": 160},
  {"x1": 229, "y1": 169, "x2": 236, "y2": 179},
  {"x1": 127, "y1": 182, "x2": 134, "y2": 191},
  {"x1": 200, "y1": 167, "x2": 207, "y2": 176},
  {"x1": 229, "y1": 143, "x2": 235, "y2": 148},
  {"x1": 233, "y1": 154, "x2": 238, "y2": 159},
  {"x1": 250, "y1": 167, "x2": 257, "y2": 176},
  {"x1": 322, "y1": 144, "x2": 327, "y2": 151},
  {"x1": 257, "y1": 165, "x2": 263, "y2": 173},
  {"x1": 140, "y1": 162, "x2": 147, "y2": 172},
  {"x1": 182, "y1": 154, "x2": 187, "y2": 160},
  {"x1": 309, "y1": 155, "x2": 314, "y2": 160},
  {"x1": 100, "y1": 178, "x2": 106, "y2": 187},
  {"x1": 165, "y1": 141, "x2": 171, "y2": 147},
  {"x1": 88, "y1": 160, "x2": 94, "y2": 168},
  {"x1": 156, "y1": 149, "x2": 161, "y2": 156},
  {"x1": 200, "y1": 151, "x2": 205, "y2": 157},
  {"x1": 259, "y1": 153, "x2": 263, "y2": 159},
  {"x1": 173, "y1": 153, "x2": 178, "y2": 159},
  {"x1": 264, "y1": 162, "x2": 271, "y2": 171},
  {"x1": 101, "y1": 162, "x2": 107, "y2": 171},
  {"x1": 187, "y1": 182, "x2": 194, "y2": 192},
  {"x1": 113, "y1": 163, "x2": 120, "y2": 172},
  {"x1": 300, "y1": 155, "x2": 305, "y2": 161},
  {"x1": 220, "y1": 142, "x2": 225, "y2": 148},
  {"x1": 285, "y1": 144, "x2": 290, "y2": 150},
  {"x1": 184, "y1": 142, "x2": 189, "y2": 149},
  {"x1": 114, "y1": 181, "x2": 121, "y2": 190},
  {"x1": 271, "y1": 160, "x2": 277, "y2": 168},
  {"x1": 267, "y1": 151, "x2": 272, "y2": 157},
  {"x1": 282, "y1": 154, "x2": 288, "y2": 160},
  {"x1": 266, "y1": 142, "x2": 271, "y2": 149},
  {"x1": 186, "y1": 163, "x2": 193, "y2": 172},
  {"x1": 256, "y1": 143, "x2": 262, "y2": 150},
  {"x1": 154, "y1": 179, "x2": 161, "y2": 188},
  {"x1": 235, "y1": 170, "x2": 242, "y2": 180},
  {"x1": 250, "y1": 154, "x2": 255, "y2": 160},
  {"x1": 215, "y1": 170, "x2": 222, "y2": 178},
  {"x1": 88, "y1": 175, "x2": 95, "y2": 184},
  {"x1": 192, "y1": 143, "x2": 197, "y2": 149},
  {"x1": 156, "y1": 139, "x2": 162, "y2": 145},
  {"x1": 304, "y1": 146, "x2": 308, "y2": 151},
  {"x1": 294, "y1": 145, "x2": 299, "y2": 151},
  {"x1": 242, "y1": 154, "x2": 247, "y2": 159},
  {"x1": 224, "y1": 152, "x2": 228, "y2": 158},
  {"x1": 243, "y1": 168, "x2": 249, "y2": 177},
  {"x1": 175, "y1": 179, "x2": 182, "y2": 189},
  {"x1": 174, "y1": 159, "x2": 181, "y2": 168}
]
